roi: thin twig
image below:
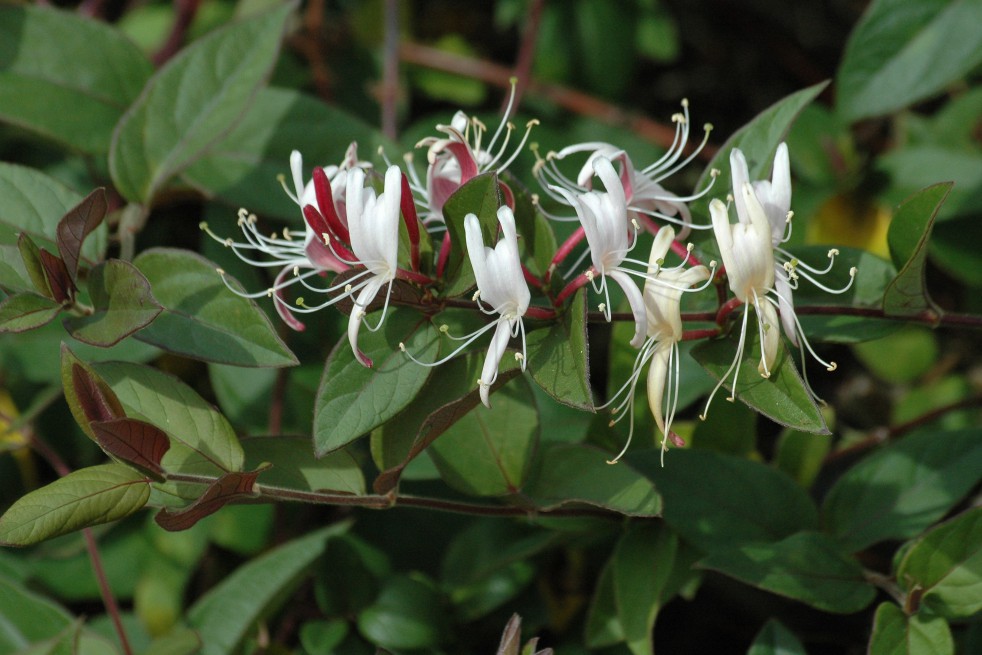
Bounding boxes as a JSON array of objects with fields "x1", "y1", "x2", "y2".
[
  {"x1": 506, "y1": 0, "x2": 546, "y2": 111},
  {"x1": 152, "y1": 0, "x2": 202, "y2": 67},
  {"x1": 381, "y1": 0, "x2": 400, "y2": 140}
]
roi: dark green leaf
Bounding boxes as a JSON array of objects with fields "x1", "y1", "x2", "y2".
[
  {"x1": 189, "y1": 524, "x2": 348, "y2": 655},
  {"x1": 0, "y1": 163, "x2": 105, "y2": 263},
  {"x1": 0, "y1": 463, "x2": 150, "y2": 546},
  {"x1": 183, "y1": 87, "x2": 396, "y2": 220},
  {"x1": 747, "y1": 619, "x2": 807, "y2": 655},
  {"x1": 133, "y1": 248, "x2": 297, "y2": 367},
  {"x1": 94, "y1": 361, "x2": 245, "y2": 476},
  {"x1": 837, "y1": 0, "x2": 982, "y2": 120},
  {"x1": 428, "y1": 377, "x2": 539, "y2": 496},
  {"x1": 356, "y1": 574, "x2": 449, "y2": 651},
  {"x1": 508, "y1": 174, "x2": 557, "y2": 279},
  {"x1": 897, "y1": 507, "x2": 982, "y2": 620},
  {"x1": 629, "y1": 448, "x2": 818, "y2": 552},
  {"x1": 242, "y1": 436, "x2": 365, "y2": 495},
  {"x1": 16, "y1": 233, "x2": 52, "y2": 299},
  {"x1": 523, "y1": 443, "x2": 661, "y2": 517},
  {"x1": 441, "y1": 172, "x2": 502, "y2": 297},
  {"x1": 314, "y1": 309, "x2": 438, "y2": 455},
  {"x1": 0, "y1": 5, "x2": 153, "y2": 154},
  {"x1": 526, "y1": 289, "x2": 592, "y2": 409},
  {"x1": 823, "y1": 428, "x2": 982, "y2": 552},
  {"x1": 699, "y1": 531, "x2": 876, "y2": 613},
  {"x1": 883, "y1": 183, "x2": 951, "y2": 319},
  {"x1": 109, "y1": 4, "x2": 293, "y2": 203},
  {"x1": 0, "y1": 293, "x2": 61, "y2": 333},
  {"x1": 867, "y1": 602, "x2": 954, "y2": 655},
  {"x1": 64, "y1": 259, "x2": 162, "y2": 347},
  {"x1": 0, "y1": 578, "x2": 73, "y2": 650},
  {"x1": 773, "y1": 428, "x2": 832, "y2": 489},
  {"x1": 585, "y1": 558, "x2": 624, "y2": 648},
  {"x1": 612, "y1": 524, "x2": 677, "y2": 655},
  {"x1": 0, "y1": 244, "x2": 35, "y2": 293},
  {"x1": 692, "y1": 326, "x2": 829, "y2": 434}
]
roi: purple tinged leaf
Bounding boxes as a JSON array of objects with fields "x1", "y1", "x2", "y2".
[
  {"x1": 56, "y1": 188, "x2": 108, "y2": 284},
  {"x1": 155, "y1": 469, "x2": 265, "y2": 532},
  {"x1": 91, "y1": 417, "x2": 170, "y2": 481}
]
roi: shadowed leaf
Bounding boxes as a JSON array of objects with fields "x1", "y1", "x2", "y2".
[{"x1": 38, "y1": 248, "x2": 73, "y2": 303}]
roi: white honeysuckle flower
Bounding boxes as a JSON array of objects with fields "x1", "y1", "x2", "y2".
[
  {"x1": 550, "y1": 156, "x2": 649, "y2": 348},
  {"x1": 201, "y1": 146, "x2": 370, "y2": 331},
  {"x1": 400, "y1": 206, "x2": 530, "y2": 408},
  {"x1": 602, "y1": 226, "x2": 713, "y2": 465},
  {"x1": 535, "y1": 99, "x2": 717, "y2": 240},
  {"x1": 402, "y1": 82, "x2": 538, "y2": 227}
]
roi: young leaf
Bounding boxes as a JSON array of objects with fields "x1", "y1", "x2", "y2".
[
  {"x1": 38, "y1": 248, "x2": 73, "y2": 303},
  {"x1": 0, "y1": 463, "x2": 150, "y2": 546},
  {"x1": 692, "y1": 327, "x2": 829, "y2": 434},
  {"x1": 822, "y1": 428, "x2": 982, "y2": 553},
  {"x1": 0, "y1": 293, "x2": 62, "y2": 333},
  {"x1": 133, "y1": 248, "x2": 297, "y2": 367},
  {"x1": 91, "y1": 417, "x2": 170, "y2": 481},
  {"x1": 897, "y1": 507, "x2": 982, "y2": 620},
  {"x1": 629, "y1": 448, "x2": 818, "y2": 552},
  {"x1": 428, "y1": 377, "x2": 539, "y2": 497},
  {"x1": 522, "y1": 443, "x2": 661, "y2": 517},
  {"x1": 109, "y1": 4, "x2": 294, "y2": 204},
  {"x1": 155, "y1": 469, "x2": 263, "y2": 532},
  {"x1": 882, "y1": 183, "x2": 952, "y2": 321},
  {"x1": 94, "y1": 361, "x2": 244, "y2": 476},
  {"x1": 526, "y1": 289, "x2": 592, "y2": 409},
  {"x1": 441, "y1": 172, "x2": 502, "y2": 297},
  {"x1": 314, "y1": 309, "x2": 439, "y2": 456},
  {"x1": 61, "y1": 345, "x2": 126, "y2": 441},
  {"x1": 64, "y1": 259, "x2": 162, "y2": 347},
  {"x1": 0, "y1": 5, "x2": 153, "y2": 154},
  {"x1": 747, "y1": 619, "x2": 807, "y2": 655},
  {"x1": 867, "y1": 602, "x2": 954, "y2": 655},
  {"x1": 837, "y1": 0, "x2": 982, "y2": 121},
  {"x1": 188, "y1": 524, "x2": 348, "y2": 655},
  {"x1": 699, "y1": 531, "x2": 876, "y2": 613},
  {"x1": 55, "y1": 188, "x2": 107, "y2": 284}
]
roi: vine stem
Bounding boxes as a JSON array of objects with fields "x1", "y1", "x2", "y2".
[
  {"x1": 27, "y1": 431, "x2": 133, "y2": 655},
  {"x1": 380, "y1": 0, "x2": 400, "y2": 140}
]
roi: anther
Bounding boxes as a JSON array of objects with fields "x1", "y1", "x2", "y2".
[
  {"x1": 849, "y1": 267, "x2": 858, "y2": 277},
  {"x1": 344, "y1": 284, "x2": 353, "y2": 293},
  {"x1": 827, "y1": 248, "x2": 839, "y2": 258},
  {"x1": 598, "y1": 303, "x2": 606, "y2": 313},
  {"x1": 439, "y1": 324, "x2": 450, "y2": 333},
  {"x1": 215, "y1": 268, "x2": 225, "y2": 276},
  {"x1": 199, "y1": 221, "x2": 208, "y2": 230},
  {"x1": 399, "y1": 342, "x2": 406, "y2": 351},
  {"x1": 293, "y1": 266, "x2": 300, "y2": 276},
  {"x1": 224, "y1": 238, "x2": 233, "y2": 247},
  {"x1": 827, "y1": 362, "x2": 838, "y2": 372},
  {"x1": 710, "y1": 168, "x2": 721, "y2": 178}
]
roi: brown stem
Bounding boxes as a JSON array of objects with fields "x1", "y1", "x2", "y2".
[
  {"x1": 506, "y1": 0, "x2": 546, "y2": 111},
  {"x1": 267, "y1": 368, "x2": 290, "y2": 435},
  {"x1": 399, "y1": 42, "x2": 717, "y2": 160},
  {"x1": 152, "y1": 0, "x2": 202, "y2": 67},
  {"x1": 380, "y1": 0, "x2": 400, "y2": 140}
]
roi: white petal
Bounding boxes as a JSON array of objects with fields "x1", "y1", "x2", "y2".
[
  {"x1": 609, "y1": 269, "x2": 647, "y2": 348},
  {"x1": 479, "y1": 319, "x2": 512, "y2": 408},
  {"x1": 646, "y1": 341, "x2": 672, "y2": 436},
  {"x1": 729, "y1": 148, "x2": 750, "y2": 224},
  {"x1": 758, "y1": 299, "x2": 781, "y2": 376}
]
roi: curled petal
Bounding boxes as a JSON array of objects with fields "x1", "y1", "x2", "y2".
[
  {"x1": 758, "y1": 299, "x2": 781, "y2": 377},
  {"x1": 646, "y1": 341, "x2": 673, "y2": 436},
  {"x1": 608, "y1": 269, "x2": 647, "y2": 348},
  {"x1": 479, "y1": 319, "x2": 513, "y2": 408},
  {"x1": 347, "y1": 276, "x2": 386, "y2": 368},
  {"x1": 774, "y1": 272, "x2": 799, "y2": 347}
]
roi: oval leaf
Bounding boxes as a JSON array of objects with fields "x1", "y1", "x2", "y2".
[
  {"x1": 133, "y1": 248, "x2": 297, "y2": 367},
  {"x1": 241, "y1": 436, "x2": 365, "y2": 496},
  {"x1": 868, "y1": 602, "x2": 954, "y2": 655},
  {"x1": 0, "y1": 463, "x2": 150, "y2": 546},
  {"x1": 526, "y1": 289, "x2": 592, "y2": 409},
  {"x1": 747, "y1": 619, "x2": 807, "y2": 655},
  {"x1": 64, "y1": 259, "x2": 162, "y2": 347},
  {"x1": 155, "y1": 469, "x2": 262, "y2": 532},
  {"x1": 0, "y1": 293, "x2": 61, "y2": 333},
  {"x1": 56, "y1": 188, "x2": 107, "y2": 283},
  {"x1": 440, "y1": 172, "x2": 502, "y2": 297},
  {"x1": 91, "y1": 417, "x2": 170, "y2": 481}
]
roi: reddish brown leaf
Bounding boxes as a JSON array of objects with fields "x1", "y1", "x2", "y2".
[
  {"x1": 91, "y1": 418, "x2": 170, "y2": 481},
  {"x1": 71, "y1": 362, "x2": 125, "y2": 425},
  {"x1": 39, "y1": 249, "x2": 74, "y2": 303},
  {"x1": 56, "y1": 188, "x2": 108, "y2": 284},
  {"x1": 155, "y1": 469, "x2": 265, "y2": 532}
]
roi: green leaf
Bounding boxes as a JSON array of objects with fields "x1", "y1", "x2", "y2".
[
  {"x1": 314, "y1": 309, "x2": 438, "y2": 455},
  {"x1": 522, "y1": 443, "x2": 661, "y2": 517},
  {"x1": 773, "y1": 427, "x2": 832, "y2": 489},
  {"x1": 0, "y1": 5, "x2": 153, "y2": 154},
  {"x1": 242, "y1": 436, "x2": 365, "y2": 495},
  {"x1": 508, "y1": 174, "x2": 557, "y2": 279},
  {"x1": 692, "y1": 325, "x2": 829, "y2": 434},
  {"x1": 188, "y1": 524, "x2": 347, "y2": 655},
  {"x1": 897, "y1": 507, "x2": 982, "y2": 620},
  {"x1": 0, "y1": 293, "x2": 61, "y2": 333},
  {"x1": 0, "y1": 578, "x2": 73, "y2": 650},
  {"x1": 868, "y1": 602, "x2": 954, "y2": 655},
  {"x1": 692, "y1": 82, "x2": 829, "y2": 221},
  {"x1": 183, "y1": 87, "x2": 396, "y2": 220},
  {"x1": 356, "y1": 574, "x2": 449, "y2": 651},
  {"x1": 441, "y1": 172, "x2": 502, "y2": 297},
  {"x1": 747, "y1": 619, "x2": 807, "y2": 655},
  {"x1": 526, "y1": 289, "x2": 592, "y2": 409},
  {"x1": 109, "y1": 4, "x2": 293, "y2": 203},
  {"x1": 612, "y1": 524, "x2": 677, "y2": 655},
  {"x1": 64, "y1": 260, "x2": 162, "y2": 347},
  {"x1": 882, "y1": 183, "x2": 951, "y2": 320},
  {"x1": 0, "y1": 463, "x2": 150, "y2": 546},
  {"x1": 428, "y1": 377, "x2": 539, "y2": 497},
  {"x1": 0, "y1": 163, "x2": 106, "y2": 263},
  {"x1": 94, "y1": 361, "x2": 245, "y2": 477},
  {"x1": 699, "y1": 531, "x2": 876, "y2": 613},
  {"x1": 0, "y1": 244, "x2": 35, "y2": 293},
  {"x1": 133, "y1": 248, "x2": 297, "y2": 367},
  {"x1": 823, "y1": 429, "x2": 982, "y2": 552},
  {"x1": 837, "y1": 0, "x2": 982, "y2": 121},
  {"x1": 629, "y1": 448, "x2": 818, "y2": 552},
  {"x1": 585, "y1": 557, "x2": 625, "y2": 648}
]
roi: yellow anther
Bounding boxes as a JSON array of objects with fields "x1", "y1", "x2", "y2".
[
  {"x1": 849, "y1": 267, "x2": 858, "y2": 277},
  {"x1": 399, "y1": 342, "x2": 406, "y2": 351},
  {"x1": 215, "y1": 268, "x2": 225, "y2": 276},
  {"x1": 199, "y1": 221, "x2": 208, "y2": 230},
  {"x1": 439, "y1": 324, "x2": 450, "y2": 333},
  {"x1": 224, "y1": 238, "x2": 233, "y2": 247},
  {"x1": 827, "y1": 248, "x2": 840, "y2": 258}
]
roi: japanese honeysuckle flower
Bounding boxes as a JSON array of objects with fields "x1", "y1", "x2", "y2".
[
  {"x1": 535, "y1": 99, "x2": 717, "y2": 241},
  {"x1": 403, "y1": 82, "x2": 538, "y2": 227},
  {"x1": 729, "y1": 143, "x2": 856, "y2": 395},
  {"x1": 548, "y1": 156, "x2": 649, "y2": 348},
  {"x1": 603, "y1": 226, "x2": 712, "y2": 465},
  {"x1": 401, "y1": 206, "x2": 530, "y2": 408},
  {"x1": 201, "y1": 146, "x2": 369, "y2": 332}
]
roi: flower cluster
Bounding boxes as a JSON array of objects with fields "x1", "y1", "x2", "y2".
[{"x1": 205, "y1": 92, "x2": 855, "y2": 462}]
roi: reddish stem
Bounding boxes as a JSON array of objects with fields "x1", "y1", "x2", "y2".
[
  {"x1": 522, "y1": 264, "x2": 543, "y2": 289},
  {"x1": 547, "y1": 226, "x2": 586, "y2": 283},
  {"x1": 554, "y1": 270, "x2": 593, "y2": 306},
  {"x1": 436, "y1": 232, "x2": 452, "y2": 278},
  {"x1": 152, "y1": 0, "x2": 201, "y2": 67},
  {"x1": 396, "y1": 268, "x2": 434, "y2": 285},
  {"x1": 525, "y1": 305, "x2": 557, "y2": 320},
  {"x1": 682, "y1": 328, "x2": 721, "y2": 341},
  {"x1": 715, "y1": 296, "x2": 744, "y2": 326}
]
